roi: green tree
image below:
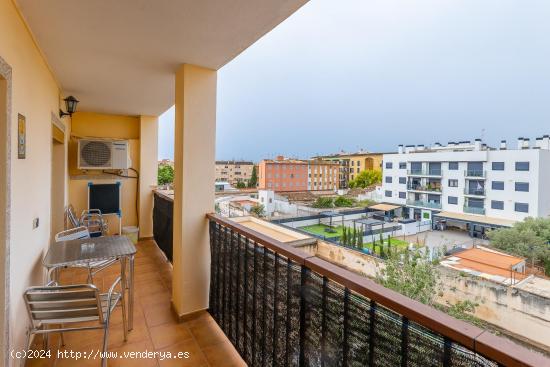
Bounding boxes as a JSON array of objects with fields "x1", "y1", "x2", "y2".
[
  {"x1": 157, "y1": 164, "x2": 174, "y2": 185},
  {"x1": 312, "y1": 197, "x2": 334, "y2": 208},
  {"x1": 357, "y1": 233, "x2": 363, "y2": 249},
  {"x1": 249, "y1": 204, "x2": 265, "y2": 218},
  {"x1": 248, "y1": 166, "x2": 258, "y2": 188},
  {"x1": 236, "y1": 181, "x2": 246, "y2": 189},
  {"x1": 487, "y1": 217, "x2": 550, "y2": 271},
  {"x1": 334, "y1": 196, "x2": 356, "y2": 207},
  {"x1": 348, "y1": 169, "x2": 382, "y2": 189},
  {"x1": 341, "y1": 227, "x2": 347, "y2": 245}
]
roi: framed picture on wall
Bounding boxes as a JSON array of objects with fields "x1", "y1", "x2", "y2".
[{"x1": 18, "y1": 113, "x2": 26, "y2": 159}]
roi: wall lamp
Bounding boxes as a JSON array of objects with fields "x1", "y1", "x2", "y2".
[{"x1": 59, "y1": 95, "x2": 79, "y2": 118}]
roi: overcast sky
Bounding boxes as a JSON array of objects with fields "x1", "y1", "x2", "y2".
[{"x1": 158, "y1": 0, "x2": 550, "y2": 161}]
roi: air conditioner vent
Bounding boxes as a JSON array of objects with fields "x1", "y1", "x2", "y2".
[
  {"x1": 78, "y1": 139, "x2": 130, "y2": 170},
  {"x1": 81, "y1": 141, "x2": 112, "y2": 167}
]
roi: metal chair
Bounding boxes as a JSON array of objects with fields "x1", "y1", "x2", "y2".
[
  {"x1": 23, "y1": 278, "x2": 127, "y2": 367},
  {"x1": 54, "y1": 228, "x2": 119, "y2": 284},
  {"x1": 65, "y1": 204, "x2": 81, "y2": 229},
  {"x1": 80, "y1": 209, "x2": 109, "y2": 237}
]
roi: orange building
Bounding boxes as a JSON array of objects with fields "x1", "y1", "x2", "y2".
[
  {"x1": 258, "y1": 156, "x2": 308, "y2": 192},
  {"x1": 308, "y1": 159, "x2": 340, "y2": 191}
]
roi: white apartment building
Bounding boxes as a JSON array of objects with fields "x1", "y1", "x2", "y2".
[{"x1": 381, "y1": 137, "x2": 550, "y2": 236}]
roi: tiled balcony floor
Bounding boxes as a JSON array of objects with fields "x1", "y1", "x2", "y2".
[{"x1": 26, "y1": 239, "x2": 246, "y2": 367}]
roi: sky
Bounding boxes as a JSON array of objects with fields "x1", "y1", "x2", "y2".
[{"x1": 158, "y1": 0, "x2": 550, "y2": 161}]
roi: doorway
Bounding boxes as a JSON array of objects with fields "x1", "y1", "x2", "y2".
[
  {"x1": 51, "y1": 123, "x2": 65, "y2": 241},
  {"x1": 0, "y1": 58, "x2": 11, "y2": 366}
]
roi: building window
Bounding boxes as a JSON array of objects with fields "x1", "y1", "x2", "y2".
[
  {"x1": 515, "y1": 182, "x2": 529, "y2": 192},
  {"x1": 351, "y1": 161, "x2": 354, "y2": 166},
  {"x1": 515, "y1": 202, "x2": 529, "y2": 213},
  {"x1": 385, "y1": 176, "x2": 392, "y2": 183},
  {"x1": 357, "y1": 161, "x2": 361, "y2": 166},
  {"x1": 356, "y1": 168, "x2": 360, "y2": 173},
  {"x1": 399, "y1": 192, "x2": 406, "y2": 199},
  {"x1": 448, "y1": 196, "x2": 458, "y2": 205},
  {"x1": 385, "y1": 190, "x2": 392, "y2": 197},
  {"x1": 492, "y1": 162, "x2": 505, "y2": 171},
  {"x1": 399, "y1": 162, "x2": 406, "y2": 169},
  {"x1": 491, "y1": 181, "x2": 504, "y2": 190},
  {"x1": 515, "y1": 162, "x2": 530, "y2": 171},
  {"x1": 448, "y1": 179, "x2": 458, "y2": 187},
  {"x1": 385, "y1": 162, "x2": 393, "y2": 169},
  {"x1": 398, "y1": 177, "x2": 406, "y2": 184},
  {"x1": 491, "y1": 200, "x2": 504, "y2": 210},
  {"x1": 448, "y1": 162, "x2": 459, "y2": 170}
]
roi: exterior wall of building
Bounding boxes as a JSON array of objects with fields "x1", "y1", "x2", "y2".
[
  {"x1": 318, "y1": 153, "x2": 383, "y2": 188},
  {"x1": 307, "y1": 160, "x2": 339, "y2": 191},
  {"x1": 381, "y1": 140, "x2": 550, "y2": 222},
  {"x1": 0, "y1": 0, "x2": 66, "y2": 358},
  {"x1": 215, "y1": 160, "x2": 254, "y2": 185},
  {"x1": 258, "y1": 159, "x2": 308, "y2": 192}
]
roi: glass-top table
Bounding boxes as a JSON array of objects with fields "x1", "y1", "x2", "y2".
[{"x1": 43, "y1": 235, "x2": 137, "y2": 330}]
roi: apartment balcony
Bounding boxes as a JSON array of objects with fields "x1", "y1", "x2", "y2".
[
  {"x1": 407, "y1": 169, "x2": 442, "y2": 177},
  {"x1": 465, "y1": 170, "x2": 486, "y2": 179},
  {"x1": 464, "y1": 205, "x2": 486, "y2": 215},
  {"x1": 406, "y1": 199, "x2": 442, "y2": 209},
  {"x1": 407, "y1": 183, "x2": 442, "y2": 194},
  {"x1": 464, "y1": 187, "x2": 486, "y2": 197}
]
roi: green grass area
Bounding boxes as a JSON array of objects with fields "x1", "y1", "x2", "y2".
[
  {"x1": 299, "y1": 224, "x2": 344, "y2": 238},
  {"x1": 364, "y1": 237, "x2": 411, "y2": 256}
]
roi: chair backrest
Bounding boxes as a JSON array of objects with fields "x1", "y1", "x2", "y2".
[
  {"x1": 55, "y1": 226, "x2": 91, "y2": 242},
  {"x1": 66, "y1": 204, "x2": 80, "y2": 228},
  {"x1": 81, "y1": 209, "x2": 107, "y2": 237},
  {"x1": 24, "y1": 284, "x2": 103, "y2": 325}
]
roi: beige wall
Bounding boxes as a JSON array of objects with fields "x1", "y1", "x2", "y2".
[
  {"x1": 139, "y1": 116, "x2": 158, "y2": 238},
  {"x1": 0, "y1": 0, "x2": 64, "y2": 361},
  {"x1": 172, "y1": 64, "x2": 217, "y2": 317},
  {"x1": 0, "y1": 65, "x2": 8, "y2": 366}
]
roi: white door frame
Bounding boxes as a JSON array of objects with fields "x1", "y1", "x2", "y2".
[{"x1": 0, "y1": 56, "x2": 12, "y2": 367}]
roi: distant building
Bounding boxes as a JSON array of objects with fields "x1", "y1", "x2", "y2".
[
  {"x1": 158, "y1": 159, "x2": 174, "y2": 167},
  {"x1": 258, "y1": 156, "x2": 308, "y2": 192},
  {"x1": 307, "y1": 159, "x2": 340, "y2": 191},
  {"x1": 316, "y1": 151, "x2": 384, "y2": 188},
  {"x1": 215, "y1": 160, "x2": 255, "y2": 186},
  {"x1": 380, "y1": 137, "x2": 550, "y2": 235}
]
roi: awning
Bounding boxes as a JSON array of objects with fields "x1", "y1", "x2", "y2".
[
  {"x1": 433, "y1": 211, "x2": 516, "y2": 228},
  {"x1": 368, "y1": 203, "x2": 401, "y2": 212}
]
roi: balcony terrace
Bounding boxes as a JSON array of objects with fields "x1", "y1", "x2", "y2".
[
  {"x1": 406, "y1": 199, "x2": 443, "y2": 209},
  {"x1": 407, "y1": 169, "x2": 442, "y2": 177}
]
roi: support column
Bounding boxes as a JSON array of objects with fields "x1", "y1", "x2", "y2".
[
  {"x1": 172, "y1": 64, "x2": 217, "y2": 317},
  {"x1": 138, "y1": 115, "x2": 158, "y2": 238}
]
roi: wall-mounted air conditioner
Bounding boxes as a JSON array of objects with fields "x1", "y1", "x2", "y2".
[{"x1": 78, "y1": 139, "x2": 131, "y2": 170}]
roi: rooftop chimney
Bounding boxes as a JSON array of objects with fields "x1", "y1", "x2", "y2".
[
  {"x1": 523, "y1": 138, "x2": 530, "y2": 149},
  {"x1": 474, "y1": 139, "x2": 482, "y2": 151},
  {"x1": 500, "y1": 140, "x2": 507, "y2": 150},
  {"x1": 517, "y1": 137, "x2": 523, "y2": 150},
  {"x1": 542, "y1": 135, "x2": 550, "y2": 150},
  {"x1": 398, "y1": 145, "x2": 404, "y2": 154},
  {"x1": 276, "y1": 155, "x2": 284, "y2": 161}
]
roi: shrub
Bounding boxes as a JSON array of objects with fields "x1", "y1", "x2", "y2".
[
  {"x1": 312, "y1": 197, "x2": 334, "y2": 208},
  {"x1": 334, "y1": 196, "x2": 356, "y2": 207}
]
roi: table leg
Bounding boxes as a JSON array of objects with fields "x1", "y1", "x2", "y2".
[
  {"x1": 120, "y1": 257, "x2": 128, "y2": 332},
  {"x1": 128, "y1": 254, "x2": 135, "y2": 331}
]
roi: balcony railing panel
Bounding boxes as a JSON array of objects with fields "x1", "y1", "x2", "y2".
[
  {"x1": 464, "y1": 206, "x2": 486, "y2": 215},
  {"x1": 407, "y1": 169, "x2": 442, "y2": 176},
  {"x1": 465, "y1": 170, "x2": 486, "y2": 178},
  {"x1": 406, "y1": 199, "x2": 442, "y2": 209},
  {"x1": 207, "y1": 214, "x2": 548, "y2": 367},
  {"x1": 153, "y1": 192, "x2": 173, "y2": 261}
]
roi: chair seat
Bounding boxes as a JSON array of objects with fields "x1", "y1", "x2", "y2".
[{"x1": 40, "y1": 292, "x2": 122, "y2": 325}]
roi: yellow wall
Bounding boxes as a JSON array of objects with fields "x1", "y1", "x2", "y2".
[
  {"x1": 68, "y1": 112, "x2": 141, "y2": 233},
  {"x1": 139, "y1": 116, "x2": 159, "y2": 238},
  {"x1": 0, "y1": 0, "x2": 65, "y2": 360}
]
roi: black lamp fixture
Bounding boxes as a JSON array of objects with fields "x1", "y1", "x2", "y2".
[{"x1": 59, "y1": 95, "x2": 79, "y2": 118}]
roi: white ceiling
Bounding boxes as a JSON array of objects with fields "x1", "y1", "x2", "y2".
[{"x1": 16, "y1": 0, "x2": 308, "y2": 116}]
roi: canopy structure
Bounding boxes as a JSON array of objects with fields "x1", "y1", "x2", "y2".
[
  {"x1": 368, "y1": 203, "x2": 402, "y2": 212},
  {"x1": 319, "y1": 210, "x2": 345, "y2": 227},
  {"x1": 433, "y1": 211, "x2": 516, "y2": 228}
]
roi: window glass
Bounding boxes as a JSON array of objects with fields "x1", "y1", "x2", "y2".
[
  {"x1": 448, "y1": 162, "x2": 459, "y2": 170},
  {"x1": 448, "y1": 179, "x2": 458, "y2": 187},
  {"x1": 399, "y1": 162, "x2": 406, "y2": 169},
  {"x1": 515, "y1": 162, "x2": 530, "y2": 171},
  {"x1": 515, "y1": 202, "x2": 529, "y2": 213},
  {"x1": 491, "y1": 181, "x2": 504, "y2": 190},
  {"x1": 385, "y1": 176, "x2": 392, "y2": 183},
  {"x1": 386, "y1": 162, "x2": 393, "y2": 169},
  {"x1": 515, "y1": 182, "x2": 529, "y2": 192},
  {"x1": 491, "y1": 200, "x2": 504, "y2": 210},
  {"x1": 492, "y1": 162, "x2": 505, "y2": 171},
  {"x1": 385, "y1": 190, "x2": 392, "y2": 197},
  {"x1": 448, "y1": 196, "x2": 458, "y2": 205},
  {"x1": 399, "y1": 177, "x2": 406, "y2": 184},
  {"x1": 399, "y1": 192, "x2": 406, "y2": 199}
]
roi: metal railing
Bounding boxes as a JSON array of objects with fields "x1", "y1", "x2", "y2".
[
  {"x1": 406, "y1": 199, "x2": 442, "y2": 209},
  {"x1": 465, "y1": 170, "x2": 486, "y2": 178},
  {"x1": 407, "y1": 183, "x2": 442, "y2": 193},
  {"x1": 464, "y1": 205, "x2": 486, "y2": 215},
  {"x1": 407, "y1": 169, "x2": 442, "y2": 176},
  {"x1": 464, "y1": 188, "x2": 486, "y2": 196},
  {"x1": 207, "y1": 214, "x2": 547, "y2": 367}
]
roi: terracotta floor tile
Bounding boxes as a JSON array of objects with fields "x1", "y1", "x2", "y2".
[
  {"x1": 201, "y1": 340, "x2": 246, "y2": 367},
  {"x1": 149, "y1": 322, "x2": 193, "y2": 350},
  {"x1": 108, "y1": 340, "x2": 158, "y2": 367},
  {"x1": 188, "y1": 318, "x2": 229, "y2": 349},
  {"x1": 143, "y1": 301, "x2": 177, "y2": 327},
  {"x1": 156, "y1": 339, "x2": 208, "y2": 367}
]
